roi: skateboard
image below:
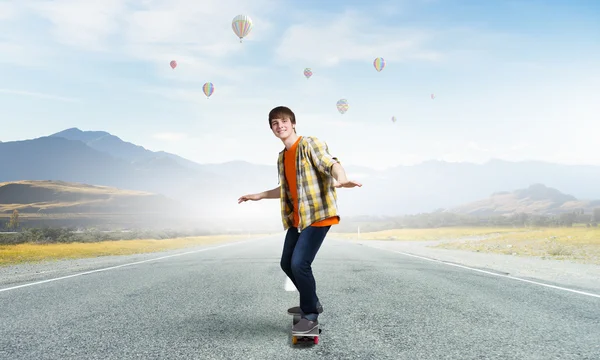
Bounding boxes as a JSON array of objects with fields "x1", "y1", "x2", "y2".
[{"x1": 291, "y1": 314, "x2": 321, "y2": 345}]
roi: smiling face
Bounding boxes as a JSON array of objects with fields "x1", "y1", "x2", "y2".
[
  {"x1": 268, "y1": 106, "x2": 297, "y2": 142},
  {"x1": 270, "y1": 117, "x2": 295, "y2": 140}
]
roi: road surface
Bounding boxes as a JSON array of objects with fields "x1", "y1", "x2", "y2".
[{"x1": 1, "y1": 235, "x2": 599, "y2": 359}]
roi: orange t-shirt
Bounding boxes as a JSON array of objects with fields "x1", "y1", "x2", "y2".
[{"x1": 284, "y1": 136, "x2": 339, "y2": 228}]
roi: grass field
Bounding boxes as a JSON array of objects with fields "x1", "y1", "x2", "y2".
[
  {"x1": 335, "y1": 226, "x2": 600, "y2": 265},
  {"x1": 334, "y1": 227, "x2": 527, "y2": 241},
  {"x1": 0, "y1": 234, "x2": 265, "y2": 267},
  {"x1": 434, "y1": 227, "x2": 600, "y2": 264}
]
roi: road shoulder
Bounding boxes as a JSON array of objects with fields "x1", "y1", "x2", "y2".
[
  {"x1": 335, "y1": 238, "x2": 600, "y2": 295},
  {"x1": 0, "y1": 237, "x2": 266, "y2": 289}
]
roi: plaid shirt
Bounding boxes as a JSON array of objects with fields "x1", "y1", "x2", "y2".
[{"x1": 277, "y1": 136, "x2": 340, "y2": 231}]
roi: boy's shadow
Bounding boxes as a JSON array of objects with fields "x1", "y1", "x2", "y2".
[{"x1": 181, "y1": 312, "x2": 322, "y2": 348}]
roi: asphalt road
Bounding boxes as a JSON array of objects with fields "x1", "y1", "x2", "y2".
[{"x1": 1, "y1": 235, "x2": 599, "y2": 359}]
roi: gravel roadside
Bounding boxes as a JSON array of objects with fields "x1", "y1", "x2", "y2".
[{"x1": 334, "y1": 237, "x2": 600, "y2": 296}]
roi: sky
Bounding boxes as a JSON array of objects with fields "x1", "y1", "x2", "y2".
[{"x1": 0, "y1": 0, "x2": 599, "y2": 170}]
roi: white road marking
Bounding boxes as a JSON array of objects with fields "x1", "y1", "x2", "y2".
[
  {"x1": 285, "y1": 276, "x2": 297, "y2": 292},
  {"x1": 367, "y1": 245, "x2": 600, "y2": 299},
  {"x1": 0, "y1": 238, "x2": 263, "y2": 293}
]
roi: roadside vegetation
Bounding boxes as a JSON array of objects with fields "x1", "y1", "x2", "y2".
[
  {"x1": 0, "y1": 226, "x2": 213, "y2": 245},
  {"x1": 0, "y1": 234, "x2": 260, "y2": 267},
  {"x1": 0, "y1": 212, "x2": 266, "y2": 266},
  {"x1": 2, "y1": 208, "x2": 600, "y2": 266},
  {"x1": 433, "y1": 227, "x2": 600, "y2": 264},
  {"x1": 335, "y1": 226, "x2": 600, "y2": 265}
]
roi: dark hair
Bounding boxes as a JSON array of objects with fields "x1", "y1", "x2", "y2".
[{"x1": 268, "y1": 106, "x2": 296, "y2": 128}]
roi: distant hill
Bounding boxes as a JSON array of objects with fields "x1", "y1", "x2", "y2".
[
  {"x1": 50, "y1": 128, "x2": 204, "y2": 170},
  {"x1": 449, "y1": 184, "x2": 600, "y2": 215},
  {"x1": 0, "y1": 135, "x2": 224, "y2": 214},
  {"x1": 2, "y1": 128, "x2": 600, "y2": 218},
  {"x1": 0, "y1": 180, "x2": 182, "y2": 215}
]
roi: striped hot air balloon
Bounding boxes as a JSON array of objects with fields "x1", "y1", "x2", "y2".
[
  {"x1": 373, "y1": 57, "x2": 385, "y2": 72},
  {"x1": 336, "y1": 99, "x2": 349, "y2": 114},
  {"x1": 304, "y1": 68, "x2": 313, "y2": 79},
  {"x1": 203, "y1": 82, "x2": 214, "y2": 99},
  {"x1": 170, "y1": 60, "x2": 177, "y2": 69},
  {"x1": 232, "y1": 15, "x2": 253, "y2": 43}
]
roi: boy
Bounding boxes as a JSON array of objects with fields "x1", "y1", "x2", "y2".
[{"x1": 238, "y1": 106, "x2": 362, "y2": 333}]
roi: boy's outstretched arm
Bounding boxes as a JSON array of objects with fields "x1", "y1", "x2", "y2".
[
  {"x1": 238, "y1": 186, "x2": 281, "y2": 203},
  {"x1": 331, "y1": 163, "x2": 348, "y2": 183},
  {"x1": 260, "y1": 186, "x2": 282, "y2": 199},
  {"x1": 306, "y1": 137, "x2": 362, "y2": 188},
  {"x1": 331, "y1": 163, "x2": 362, "y2": 188}
]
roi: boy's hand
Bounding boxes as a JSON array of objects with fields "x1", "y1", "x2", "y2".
[
  {"x1": 334, "y1": 180, "x2": 362, "y2": 188},
  {"x1": 238, "y1": 193, "x2": 262, "y2": 203}
]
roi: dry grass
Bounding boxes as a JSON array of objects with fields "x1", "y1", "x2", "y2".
[
  {"x1": 433, "y1": 227, "x2": 600, "y2": 264},
  {"x1": 0, "y1": 180, "x2": 149, "y2": 195},
  {"x1": 334, "y1": 227, "x2": 527, "y2": 241},
  {"x1": 0, "y1": 234, "x2": 264, "y2": 267},
  {"x1": 0, "y1": 180, "x2": 157, "y2": 213},
  {"x1": 0, "y1": 212, "x2": 122, "y2": 219},
  {"x1": 0, "y1": 201, "x2": 104, "y2": 213},
  {"x1": 335, "y1": 226, "x2": 600, "y2": 265}
]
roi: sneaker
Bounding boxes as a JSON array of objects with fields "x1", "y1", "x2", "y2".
[
  {"x1": 287, "y1": 303, "x2": 323, "y2": 315},
  {"x1": 292, "y1": 318, "x2": 319, "y2": 334}
]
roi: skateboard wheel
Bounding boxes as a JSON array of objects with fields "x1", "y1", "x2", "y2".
[
  {"x1": 314, "y1": 336, "x2": 319, "y2": 344},
  {"x1": 292, "y1": 336, "x2": 297, "y2": 345}
]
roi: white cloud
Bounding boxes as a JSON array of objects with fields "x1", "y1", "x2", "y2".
[
  {"x1": 24, "y1": 0, "x2": 127, "y2": 51},
  {"x1": 131, "y1": 49, "x2": 269, "y2": 84},
  {"x1": 8, "y1": 0, "x2": 285, "y2": 104},
  {"x1": 121, "y1": 0, "x2": 278, "y2": 50},
  {"x1": 0, "y1": 88, "x2": 80, "y2": 102},
  {"x1": 275, "y1": 9, "x2": 443, "y2": 67},
  {"x1": 0, "y1": 2, "x2": 19, "y2": 20},
  {"x1": 114, "y1": 0, "x2": 282, "y2": 94},
  {"x1": 0, "y1": 41, "x2": 51, "y2": 67},
  {"x1": 10, "y1": 0, "x2": 280, "y2": 68}
]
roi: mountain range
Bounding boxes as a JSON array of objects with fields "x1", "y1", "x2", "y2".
[
  {"x1": 1, "y1": 128, "x2": 600, "y2": 220},
  {"x1": 449, "y1": 183, "x2": 600, "y2": 216},
  {"x1": 0, "y1": 180, "x2": 180, "y2": 215}
]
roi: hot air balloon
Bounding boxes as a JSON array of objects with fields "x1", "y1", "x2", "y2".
[
  {"x1": 391, "y1": 116, "x2": 397, "y2": 123},
  {"x1": 373, "y1": 57, "x2": 385, "y2": 72},
  {"x1": 232, "y1": 15, "x2": 253, "y2": 43},
  {"x1": 431, "y1": 93, "x2": 435, "y2": 100},
  {"x1": 336, "y1": 99, "x2": 348, "y2": 114},
  {"x1": 304, "y1": 68, "x2": 312, "y2": 79},
  {"x1": 170, "y1": 60, "x2": 177, "y2": 69},
  {"x1": 203, "y1": 82, "x2": 214, "y2": 99}
]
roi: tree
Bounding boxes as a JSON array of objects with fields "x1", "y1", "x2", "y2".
[
  {"x1": 7, "y1": 210, "x2": 20, "y2": 230},
  {"x1": 558, "y1": 212, "x2": 576, "y2": 227},
  {"x1": 593, "y1": 208, "x2": 600, "y2": 222}
]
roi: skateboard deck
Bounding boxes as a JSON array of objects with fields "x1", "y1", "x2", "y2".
[{"x1": 291, "y1": 314, "x2": 321, "y2": 345}]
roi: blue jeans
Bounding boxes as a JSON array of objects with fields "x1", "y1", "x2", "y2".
[{"x1": 280, "y1": 225, "x2": 330, "y2": 321}]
